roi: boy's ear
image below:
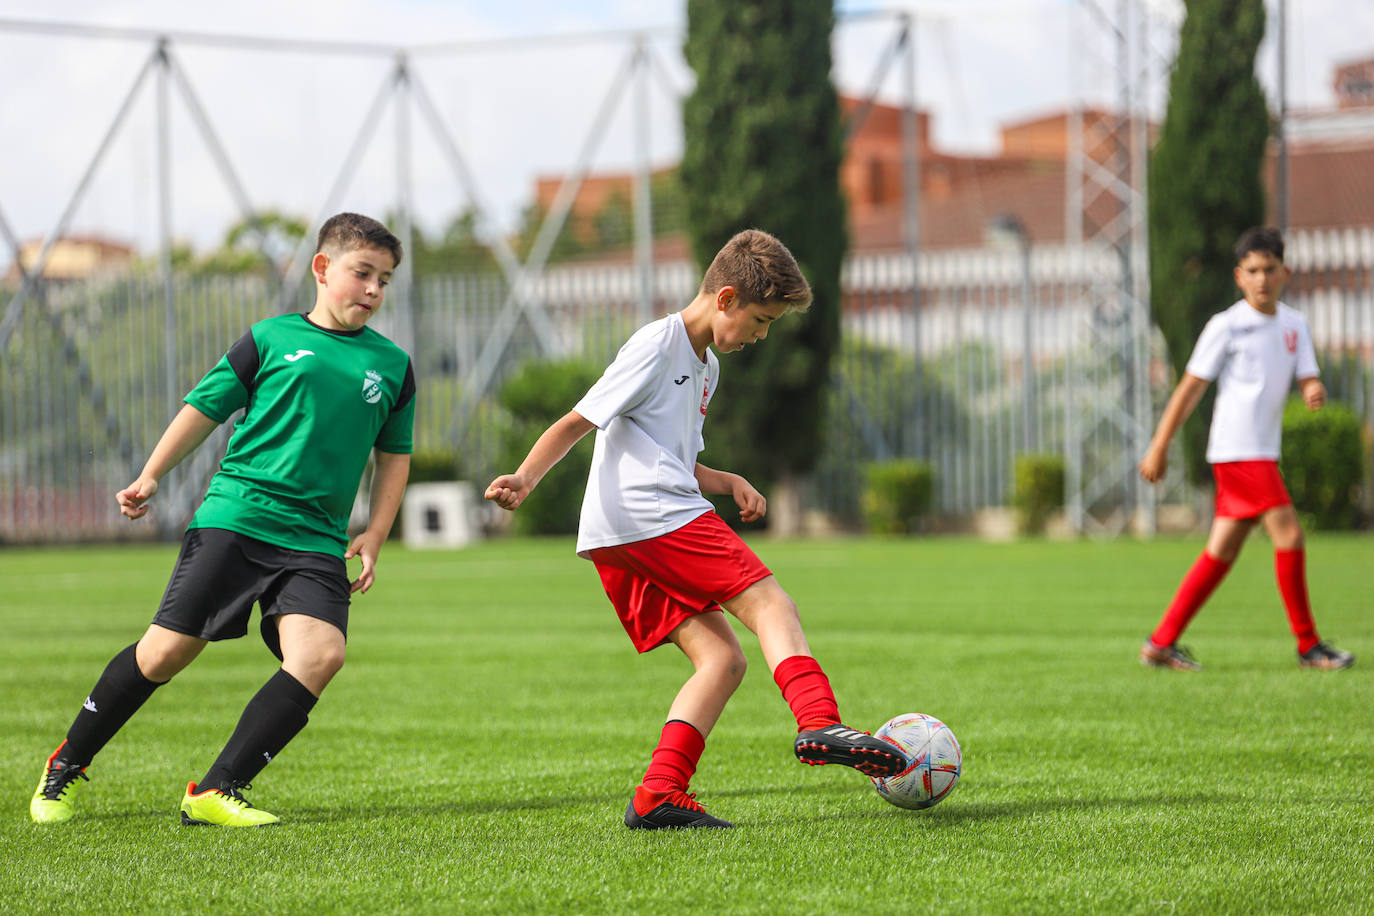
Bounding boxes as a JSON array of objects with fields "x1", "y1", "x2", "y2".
[
  {"x1": 312, "y1": 252, "x2": 330, "y2": 283},
  {"x1": 715, "y1": 286, "x2": 736, "y2": 310}
]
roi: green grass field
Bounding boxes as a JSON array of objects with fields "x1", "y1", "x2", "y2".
[{"x1": 3, "y1": 535, "x2": 1371, "y2": 915}]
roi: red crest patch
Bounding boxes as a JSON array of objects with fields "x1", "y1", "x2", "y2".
[{"x1": 1284, "y1": 329, "x2": 1298, "y2": 353}]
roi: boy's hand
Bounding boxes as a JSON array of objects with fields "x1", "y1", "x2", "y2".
[
  {"x1": 485, "y1": 474, "x2": 531, "y2": 511},
  {"x1": 1138, "y1": 444, "x2": 1168, "y2": 483},
  {"x1": 731, "y1": 477, "x2": 767, "y2": 523},
  {"x1": 1301, "y1": 378, "x2": 1326, "y2": 411},
  {"x1": 345, "y1": 531, "x2": 385, "y2": 594},
  {"x1": 115, "y1": 476, "x2": 160, "y2": 519}
]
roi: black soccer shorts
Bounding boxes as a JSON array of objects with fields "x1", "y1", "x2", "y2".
[{"x1": 152, "y1": 527, "x2": 350, "y2": 660}]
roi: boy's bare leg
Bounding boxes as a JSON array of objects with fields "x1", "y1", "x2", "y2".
[
  {"x1": 32, "y1": 625, "x2": 201, "y2": 823},
  {"x1": 1260, "y1": 504, "x2": 1303, "y2": 550},
  {"x1": 278, "y1": 613, "x2": 347, "y2": 697},
  {"x1": 723, "y1": 577, "x2": 904, "y2": 778},
  {"x1": 136, "y1": 624, "x2": 208, "y2": 681},
  {"x1": 664, "y1": 610, "x2": 746, "y2": 735},
  {"x1": 626, "y1": 612, "x2": 741, "y2": 829},
  {"x1": 719, "y1": 576, "x2": 810, "y2": 671},
  {"x1": 1260, "y1": 503, "x2": 1343, "y2": 664},
  {"x1": 192, "y1": 613, "x2": 338, "y2": 802},
  {"x1": 1205, "y1": 516, "x2": 1256, "y2": 562}
]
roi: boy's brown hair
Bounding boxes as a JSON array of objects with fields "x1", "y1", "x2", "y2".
[
  {"x1": 699, "y1": 229, "x2": 812, "y2": 313},
  {"x1": 316, "y1": 212, "x2": 404, "y2": 268},
  {"x1": 1234, "y1": 226, "x2": 1284, "y2": 264}
]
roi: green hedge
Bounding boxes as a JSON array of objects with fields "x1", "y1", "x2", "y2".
[
  {"x1": 1281, "y1": 398, "x2": 1366, "y2": 530},
  {"x1": 861, "y1": 461, "x2": 935, "y2": 534},
  {"x1": 497, "y1": 360, "x2": 604, "y2": 536},
  {"x1": 1013, "y1": 453, "x2": 1066, "y2": 536}
]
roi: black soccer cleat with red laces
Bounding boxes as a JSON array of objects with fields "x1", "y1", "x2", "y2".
[
  {"x1": 624, "y1": 790, "x2": 734, "y2": 830},
  {"x1": 794, "y1": 724, "x2": 908, "y2": 778}
]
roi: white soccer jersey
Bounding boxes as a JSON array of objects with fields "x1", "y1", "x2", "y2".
[
  {"x1": 1185, "y1": 300, "x2": 1319, "y2": 463},
  {"x1": 573, "y1": 312, "x2": 717, "y2": 555}
]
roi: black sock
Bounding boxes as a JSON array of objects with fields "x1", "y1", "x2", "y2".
[
  {"x1": 62, "y1": 643, "x2": 164, "y2": 767},
  {"x1": 198, "y1": 669, "x2": 317, "y2": 792}
]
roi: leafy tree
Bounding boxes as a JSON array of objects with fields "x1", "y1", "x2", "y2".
[
  {"x1": 199, "y1": 210, "x2": 308, "y2": 276},
  {"x1": 411, "y1": 209, "x2": 501, "y2": 276},
  {"x1": 681, "y1": 0, "x2": 848, "y2": 529},
  {"x1": 1148, "y1": 0, "x2": 1268, "y2": 483}
]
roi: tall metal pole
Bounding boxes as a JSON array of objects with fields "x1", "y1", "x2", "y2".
[
  {"x1": 394, "y1": 54, "x2": 416, "y2": 357},
  {"x1": 1275, "y1": 0, "x2": 1289, "y2": 233},
  {"x1": 156, "y1": 38, "x2": 177, "y2": 420},
  {"x1": 632, "y1": 35, "x2": 655, "y2": 326},
  {"x1": 1020, "y1": 236, "x2": 1035, "y2": 452},
  {"x1": 900, "y1": 12, "x2": 922, "y2": 459}
]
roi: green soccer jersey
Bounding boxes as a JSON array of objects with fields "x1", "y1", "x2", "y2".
[{"x1": 184, "y1": 312, "x2": 416, "y2": 556}]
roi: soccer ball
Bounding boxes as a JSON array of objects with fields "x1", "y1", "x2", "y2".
[{"x1": 870, "y1": 713, "x2": 962, "y2": 810}]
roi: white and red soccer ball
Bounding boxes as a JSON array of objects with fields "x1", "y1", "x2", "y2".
[{"x1": 870, "y1": 713, "x2": 962, "y2": 810}]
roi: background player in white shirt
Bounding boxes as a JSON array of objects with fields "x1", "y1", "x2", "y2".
[
  {"x1": 1137, "y1": 227, "x2": 1353, "y2": 672},
  {"x1": 485, "y1": 229, "x2": 905, "y2": 830}
]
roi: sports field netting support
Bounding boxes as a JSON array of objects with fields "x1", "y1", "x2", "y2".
[
  {"x1": 1, "y1": 8, "x2": 1369, "y2": 543},
  {"x1": 3, "y1": 228, "x2": 1371, "y2": 543}
]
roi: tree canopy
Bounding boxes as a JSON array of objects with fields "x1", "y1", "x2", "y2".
[
  {"x1": 681, "y1": 0, "x2": 848, "y2": 519},
  {"x1": 1148, "y1": 0, "x2": 1269, "y2": 483}
]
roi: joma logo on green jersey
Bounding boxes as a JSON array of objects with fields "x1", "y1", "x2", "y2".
[{"x1": 361, "y1": 369, "x2": 383, "y2": 405}]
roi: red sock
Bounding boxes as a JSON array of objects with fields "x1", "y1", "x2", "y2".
[
  {"x1": 772, "y1": 655, "x2": 841, "y2": 732},
  {"x1": 633, "y1": 720, "x2": 705, "y2": 815},
  {"x1": 1151, "y1": 552, "x2": 1231, "y2": 647},
  {"x1": 1275, "y1": 548, "x2": 1320, "y2": 654}
]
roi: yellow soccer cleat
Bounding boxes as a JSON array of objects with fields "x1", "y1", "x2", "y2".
[
  {"x1": 31, "y1": 743, "x2": 89, "y2": 824},
  {"x1": 180, "y1": 781, "x2": 280, "y2": 827}
]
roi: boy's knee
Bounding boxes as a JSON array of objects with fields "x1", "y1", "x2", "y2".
[
  {"x1": 136, "y1": 636, "x2": 199, "y2": 682},
  {"x1": 726, "y1": 648, "x2": 748, "y2": 685},
  {"x1": 314, "y1": 643, "x2": 347, "y2": 678}
]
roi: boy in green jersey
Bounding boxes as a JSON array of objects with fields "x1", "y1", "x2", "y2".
[{"x1": 30, "y1": 212, "x2": 415, "y2": 827}]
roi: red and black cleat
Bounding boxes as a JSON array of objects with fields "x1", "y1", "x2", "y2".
[
  {"x1": 794, "y1": 724, "x2": 908, "y2": 779},
  {"x1": 624, "y1": 790, "x2": 734, "y2": 830}
]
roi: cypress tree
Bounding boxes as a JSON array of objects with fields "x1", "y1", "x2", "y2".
[
  {"x1": 681, "y1": 0, "x2": 848, "y2": 528},
  {"x1": 1148, "y1": 0, "x2": 1269, "y2": 483}
]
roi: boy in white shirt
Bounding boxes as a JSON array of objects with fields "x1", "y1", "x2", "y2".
[
  {"x1": 1138, "y1": 227, "x2": 1353, "y2": 672},
  {"x1": 485, "y1": 229, "x2": 905, "y2": 829}
]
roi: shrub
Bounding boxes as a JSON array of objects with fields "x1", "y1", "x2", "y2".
[
  {"x1": 862, "y1": 461, "x2": 935, "y2": 534},
  {"x1": 497, "y1": 360, "x2": 604, "y2": 536},
  {"x1": 1013, "y1": 453, "x2": 1066, "y2": 536},
  {"x1": 1281, "y1": 398, "x2": 1365, "y2": 530}
]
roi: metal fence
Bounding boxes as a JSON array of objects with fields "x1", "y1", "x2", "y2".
[{"x1": 2, "y1": 226, "x2": 1372, "y2": 543}]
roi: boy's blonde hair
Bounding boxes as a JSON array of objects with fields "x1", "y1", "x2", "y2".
[
  {"x1": 316, "y1": 212, "x2": 404, "y2": 267},
  {"x1": 699, "y1": 229, "x2": 812, "y2": 313}
]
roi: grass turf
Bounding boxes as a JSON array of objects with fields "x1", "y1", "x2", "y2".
[{"x1": 2, "y1": 535, "x2": 1371, "y2": 914}]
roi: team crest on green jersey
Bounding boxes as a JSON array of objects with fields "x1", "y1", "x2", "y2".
[{"x1": 361, "y1": 369, "x2": 383, "y2": 404}]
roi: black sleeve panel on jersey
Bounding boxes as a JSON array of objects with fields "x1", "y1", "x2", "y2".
[
  {"x1": 393, "y1": 359, "x2": 416, "y2": 414},
  {"x1": 225, "y1": 330, "x2": 261, "y2": 393}
]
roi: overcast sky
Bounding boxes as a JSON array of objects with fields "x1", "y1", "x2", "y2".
[{"x1": 0, "y1": 0, "x2": 1369, "y2": 256}]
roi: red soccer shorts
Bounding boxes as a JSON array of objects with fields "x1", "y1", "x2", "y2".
[
  {"x1": 588, "y1": 511, "x2": 772, "y2": 653},
  {"x1": 1212, "y1": 460, "x2": 1292, "y2": 519}
]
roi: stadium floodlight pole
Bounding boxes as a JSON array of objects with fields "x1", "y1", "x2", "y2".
[
  {"x1": 451, "y1": 42, "x2": 640, "y2": 438},
  {"x1": 392, "y1": 52, "x2": 417, "y2": 358},
  {"x1": 633, "y1": 34, "x2": 655, "y2": 327},
  {"x1": 1276, "y1": 0, "x2": 1289, "y2": 233},
  {"x1": 274, "y1": 62, "x2": 400, "y2": 317},
  {"x1": 843, "y1": 19, "x2": 906, "y2": 143},
  {"x1": 900, "y1": 11, "x2": 923, "y2": 460},
  {"x1": 165, "y1": 50, "x2": 277, "y2": 277},
  {"x1": 0, "y1": 43, "x2": 161, "y2": 353}
]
